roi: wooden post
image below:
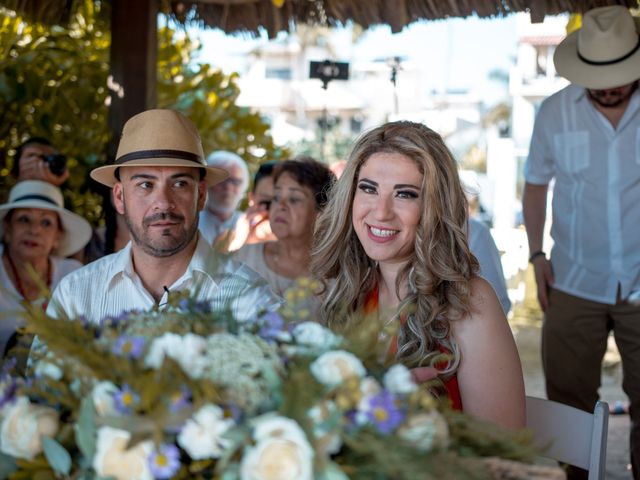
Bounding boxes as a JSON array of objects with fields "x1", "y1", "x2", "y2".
[{"x1": 107, "y1": 0, "x2": 158, "y2": 160}]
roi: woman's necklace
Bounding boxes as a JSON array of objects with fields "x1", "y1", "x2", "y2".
[{"x1": 4, "y1": 252, "x2": 51, "y2": 302}]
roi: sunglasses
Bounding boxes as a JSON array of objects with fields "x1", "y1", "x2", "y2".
[{"x1": 220, "y1": 177, "x2": 243, "y2": 187}]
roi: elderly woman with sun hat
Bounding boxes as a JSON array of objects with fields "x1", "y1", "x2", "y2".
[{"x1": 0, "y1": 180, "x2": 92, "y2": 360}]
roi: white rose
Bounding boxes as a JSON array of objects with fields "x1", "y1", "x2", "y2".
[
  {"x1": 310, "y1": 350, "x2": 366, "y2": 387},
  {"x1": 241, "y1": 416, "x2": 313, "y2": 480},
  {"x1": 292, "y1": 322, "x2": 340, "y2": 350},
  {"x1": 308, "y1": 401, "x2": 342, "y2": 455},
  {"x1": 145, "y1": 333, "x2": 207, "y2": 378},
  {"x1": 92, "y1": 381, "x2": 119, "y2": 417},
  {"x1": 397, "y1": 411, "x2": 450, "y2": 452},
  {"x1": 0, "y1": 396, "x2": 59, "y2": 460},
  {"x1": 34, "y1": 358, "x2": 63, "y2": 381},
  {"x1": 177, "y1": 404, "x2": 234, "y2": 460},
  {"x1": 92, "y1": 426, "x2": 153, "y2": 480},
  {"x1": 359, "y1": 377, "x2": 382, "y2": 398},
  {"x1": 383, "y1": 364, "x2": 417, "y2": 395}
]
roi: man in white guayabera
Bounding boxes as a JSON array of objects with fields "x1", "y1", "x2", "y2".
[
  {"x1": 47, "y1": 109, "x2": 279, "y2": 323},
  {"x1": 523, "y1": 6, "x2": 640, "y2": 479}
]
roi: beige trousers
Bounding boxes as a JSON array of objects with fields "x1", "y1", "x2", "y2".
[{"x1": 543, "y1": 288, "x2": 640, "y2": 480}]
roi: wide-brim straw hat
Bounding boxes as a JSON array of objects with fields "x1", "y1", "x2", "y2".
[
  {"x1": 0, "y1": 180, "x2": 92, "y2": 257},
  {"x1": 91, "y1": 109, "x2": 229, "y2": 187},
  {"x1": 554, "y1": 6, "x2": 640, "y2": 89}
]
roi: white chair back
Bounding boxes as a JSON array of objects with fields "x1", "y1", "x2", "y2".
[{"x1": 525, "y1": 396, "x2": 609, "y2": 480}]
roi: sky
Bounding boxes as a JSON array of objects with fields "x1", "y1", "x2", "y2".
[{"x1": 191, "y1": 14, "x2": 520, "y2": 101}]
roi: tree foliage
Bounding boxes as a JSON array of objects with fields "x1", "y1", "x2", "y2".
[{"x1": 0, "y1": 1, "x2": 286, "y2": 224}]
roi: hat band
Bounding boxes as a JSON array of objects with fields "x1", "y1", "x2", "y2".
[
  {"x1": 578, "y1": 35, "x2": 640, "y2": 66},
  {"x1": 116, "y1": 149, "x2": 203, "y2": 165},
  {"x1": 12, "y1": 194, "x2": 59, "y2": 206}
]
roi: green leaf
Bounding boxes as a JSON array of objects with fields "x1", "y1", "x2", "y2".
[
  {"x1": 317, "y1": 461, "x2": 350, "y2": 480},
  {"x1": 0, "y1": 451, "x2": 18, "y2": 478},
  {"x1": 74, "y1": 397, "x2": 97, "y2": 460},
  {"x1": 42, "y1": 437, "x2": 71, "y2": 476}
]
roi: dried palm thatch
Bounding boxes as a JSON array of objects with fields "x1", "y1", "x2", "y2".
[
  {"x1": 172, "y1": 0, "x2": 638, "y2": 36},
  {"x1": 1, "y1": 0, "x2": 638, "y2": 35}
]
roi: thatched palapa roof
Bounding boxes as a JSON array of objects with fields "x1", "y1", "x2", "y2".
[
  {"x1": 171, "y1": 0, "x2": 638, "y2": 36},
  {"x1": 2, "y1": 0, "x2": 638, "y2": 36}
]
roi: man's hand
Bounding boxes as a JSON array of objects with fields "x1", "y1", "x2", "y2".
[
  {"x1": 18, "y1": 154, "x2": 69, "y2": 186},
  {"x1": 531, "y1": 256, "x2": 554, "y2": 311}
]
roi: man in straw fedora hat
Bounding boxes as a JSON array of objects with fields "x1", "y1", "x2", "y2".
[
  {"x1": 523, "y1": 6, "x2": 640, "y2": 478},
  {"x1": 47, "y1": 109, "x2": 280, "y2": 323}
]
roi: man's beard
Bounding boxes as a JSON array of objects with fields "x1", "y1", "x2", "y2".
[
  {"x1": 588, "y1": 82, "x2": 638, "y2": 108},
  {"x1": 123, "y1": 204, "x2": 199, "y2": 258}
]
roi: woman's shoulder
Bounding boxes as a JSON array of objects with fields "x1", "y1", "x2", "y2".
[
  {"x1": 468, "y1": 276, "x2": 502, "y2": 311},
  {"x1": 52, "y1": 256, "x2": 83, "y2": 274},
  {"x1": 234, "y1": 242, "x2": 269, "y2": 267},
  {"x1": 453, "y1": 276, "x2": 506, "y2": 332}
]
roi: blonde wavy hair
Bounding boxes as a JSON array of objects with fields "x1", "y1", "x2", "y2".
[{"x1": 311, "y1": 121, "x2": 478, "y2": 375}]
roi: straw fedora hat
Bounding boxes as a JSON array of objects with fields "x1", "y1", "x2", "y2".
[
  {"x1": 0, "y1": 180, "x2": 92, "y2": 257},
  {"x1": 91, "y1": 109, "x2": 229, "y2": 187},
  {"x1": 554, "y1": 6, "x2": 640, "y2": 89}
]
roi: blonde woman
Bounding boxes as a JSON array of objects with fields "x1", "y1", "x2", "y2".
[{"x1": 311, "y1": 121, "x2": 525, "y2": 430}]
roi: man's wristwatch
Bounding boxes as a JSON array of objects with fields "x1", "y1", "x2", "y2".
[{"x1": 529, "y1": 250, "x2": 546, "y2": 263}]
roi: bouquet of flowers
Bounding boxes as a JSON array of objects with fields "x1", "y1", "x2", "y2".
[{"x1": 0, "y1": 280, "x2": 544, "y2": 480}]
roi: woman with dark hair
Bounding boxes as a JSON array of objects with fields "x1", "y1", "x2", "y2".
[
  {"x1": 311, "y1": 122, "x2": 525, "y2": 430},
  {"x1": 234, "y1": 157, "x2": 335, "y2": 300}
]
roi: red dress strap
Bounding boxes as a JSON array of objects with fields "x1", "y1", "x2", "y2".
[
  {"x1": 436, "y1": 345, "x2": 463, "y2": 411},
  {"x1": 363, "y1": 286, "x2": 463, "y2": 411}
]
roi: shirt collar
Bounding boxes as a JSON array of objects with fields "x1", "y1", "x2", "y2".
[
  {"x1": 105, "y1": 234, "x2": 219, "y2": 289},
  {"x1": 571, "y1": 84, "x2": 588, "y2": 103},
  {"x1": 107, "y1": 241, "x2": 134, "y2": 280}
]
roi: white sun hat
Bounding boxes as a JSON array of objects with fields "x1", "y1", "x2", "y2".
[
  {"x1": 553, "y1": 6, "x2": 640, "y2": 89},
  {"x1": 0, "y1": 180, "x2": 92, "y2": 257}
]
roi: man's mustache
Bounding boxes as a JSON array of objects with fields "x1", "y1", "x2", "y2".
[{"x1": 143, "y1": 211, "x2": 185, "y2": 226}]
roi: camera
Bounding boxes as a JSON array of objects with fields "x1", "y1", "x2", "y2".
[{"x1": 43, "y1": 154, "x2": 67, "y2": 176}]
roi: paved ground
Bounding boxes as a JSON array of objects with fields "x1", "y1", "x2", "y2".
[{"x1": 512, "y1": 304, "x2": 632, "y2": 479}]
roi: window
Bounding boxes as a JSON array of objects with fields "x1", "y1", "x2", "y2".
[{"x1": 265, "y1": 68, "x2": 292, "y2": 80}]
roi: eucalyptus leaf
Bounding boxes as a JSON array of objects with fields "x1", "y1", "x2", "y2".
[
  {"x1": 42, "y1": 437, "x2": 71, "y2": 475},
  {"x1": 220, "y1": 463, "x2": 240, "y2": 480},
  {"x1": 75, "y1": 397, "x2": 97, "y2": 460},
  {"x1": 0, "y1": 451, "x2": 18, "y2": 478},
  {"x1": 317, "y1": 461, "x2": 350, "y2": 480}
]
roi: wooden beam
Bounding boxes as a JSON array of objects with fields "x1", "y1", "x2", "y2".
[{"x1": 107, "y1": 0, "x2": 158, "y2": 160}]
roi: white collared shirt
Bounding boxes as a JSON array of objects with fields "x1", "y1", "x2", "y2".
[
  {"x1": 525, "y1": 84, "x2": 640, "y2": 304},
  {"x1": 468, "y1": 219, "x2": 511, "y2": 315},
  {"x1": 47, "y1": 235, "x2": 281, "y2": 323},
  {"x1": 198, "y1": 209, "x2": 242, "y2": 246}
]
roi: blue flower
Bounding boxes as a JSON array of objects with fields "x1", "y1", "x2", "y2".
[
  {"x1": 112, "y1": 335, "x2": 146, "y2": 359},
  {"x1": 177, "y1": 298, "x2": 211, "y2": 314},
  {"x1": 365, "y1": 390, "x2": 406, "y2": 435},
  {"x1": 100, "y1": 310, "x2": 137, "y2": 328},
  {"x1": 193, "y1": 301, "x2": 212, "y2": 314},
  {"x1": 258, "y1": 311, "x2": 286, "y2": 341},
  {"x1": 169, "y1": 386, "x2": 192, "y2": 413},
  {"x1": 113, "y1": 384, "x2": 140, "y2": 414},
  {"x1": 0, "y1": 359, "x2": 18, "y2": 409},
  {"x1": 148, "y1": 443, "x2": 181, "y2": 479}
]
